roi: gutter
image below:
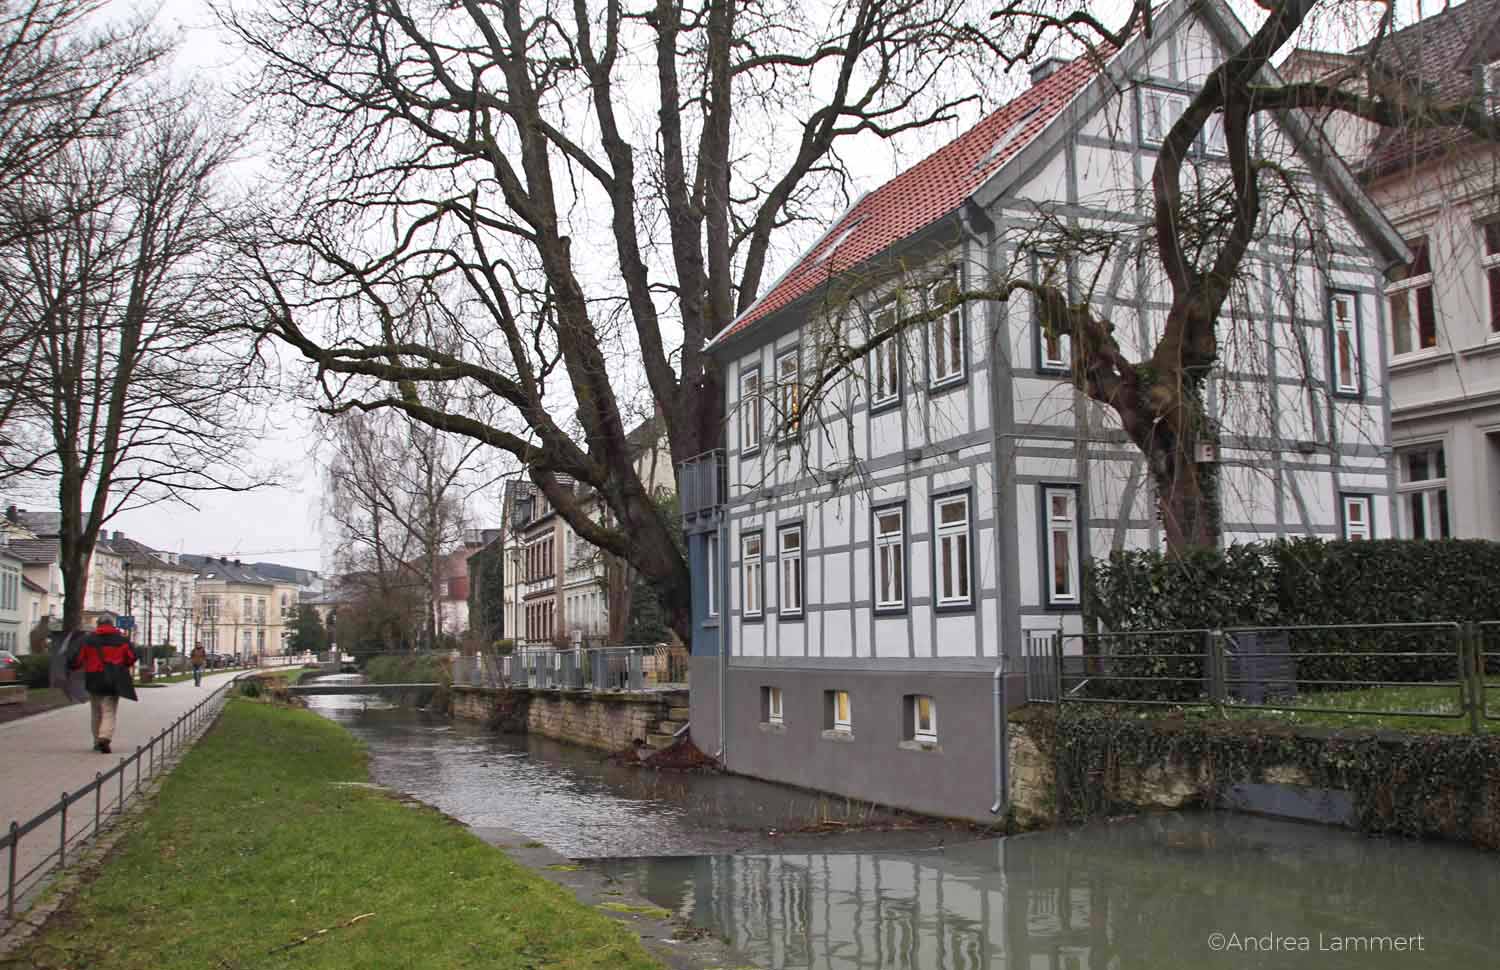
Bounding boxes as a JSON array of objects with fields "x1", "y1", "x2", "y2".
[{"x1": 991, "y1": 656, "x2": 1010, "y2": 815}]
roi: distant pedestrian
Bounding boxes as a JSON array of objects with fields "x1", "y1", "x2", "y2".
[
  {"x1": 69, "y1": 613, "x2": 138, "y2": 754},
  {"x1": 190, "y1": 643, "x2": 207, "y2": 687}
]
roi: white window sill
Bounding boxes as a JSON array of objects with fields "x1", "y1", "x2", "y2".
[
  {"x1": 899, "y1": 739, "x2": 942, "y2": 753},
  {"x1": 822, "y1": 728, "x2": 855, "y2": 742},
  {"x1": 1389, "y1": 349, "x2": 1445, "y2": 372},
  {"x1": 758, "y1": 721, "x2": 786, "y2": 735}
]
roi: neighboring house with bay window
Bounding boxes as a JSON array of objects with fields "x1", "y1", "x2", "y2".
[
  {"x1": 1285, "y1": 0, "x2": 1500, "y2": 538},
  {"x1": 679, "y1": 0, "x2": 1402, "y2": 822}
]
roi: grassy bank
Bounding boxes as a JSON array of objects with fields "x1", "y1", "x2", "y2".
[{"x1": 11, "y1": 699, "x2": 660, "y2": 970}]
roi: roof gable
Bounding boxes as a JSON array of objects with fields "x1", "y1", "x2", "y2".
[{"x1": 710, "y1": 53, "x2": 1106, "y2": 347}]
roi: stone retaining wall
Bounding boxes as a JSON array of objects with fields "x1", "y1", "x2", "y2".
[
  {"x1": 450, "y1": 685, "x2": 685, "y2": 752},
  {"x1": 1005, "y1": 708, "x2": 1500, "y2": 848}
]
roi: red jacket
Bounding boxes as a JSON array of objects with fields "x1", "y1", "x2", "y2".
[{"x1": 72, "y1": 625, "x2": 137, "y2": 677}]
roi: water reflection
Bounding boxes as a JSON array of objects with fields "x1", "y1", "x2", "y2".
[
  {"x1": 307, "y1": 704, "x2": 949, "y2": 858},
  {"x1": 602, "y1": 814, "x2": 1500, "y2": 969}
]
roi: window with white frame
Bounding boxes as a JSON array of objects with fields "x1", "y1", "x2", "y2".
[
  {"x1": 742, "y1": 532, "x2": 763, "y2": 617},
  {"x1": 1341, "y1": 493, "x2": 1373, "y2": 541},
  {"x1": 908, "y1": 694, "x2": 937, "y2": 744},
  {"x1": 934, "y1": 493, "x2": 972, "y2": 608},
  {"x1": 1482, "y1": 221, "x2": 1500, "y2": 334},
  {"x1": 828, "y1": 689, "x2": 852, "y2": 733},
  {"x1": 1140, "y1": 88, "x2": 1188, "y2": 146},
  {"x1": 1033, "y1": 252, "x2": 1071, "y2": 372},
  {"x1": 929, "y1": 275, "x2": 964, "y2": 386},
  {"x1": 1386, "y1": 238, "x2": 1437, "y2": 356},
  {"x1": 874, "y1": 506, "x2": 905, "y2": 611},
  {"x1": 763, "y1": 686, "x2": 784, "y2": 725},
  {"x1": 1044, "y1": 486, "x2": 1081, "y2": 607},
  {"x1": 705, "y1": 533, "x2": 719, "y2": 618},
  {"x1": 869, "y1": 303, "x2": 900, "y2": 409},
  {"x1": 775, "y1": 348, "x2": 801, "y2": 439},
  {"x1": 1202, "y1": 111, "x2": 1228, "y2": 156},
  {"x1": 778, "y1": 524, "x2": 803, "y2": 617},
  {"x1": 1398, "y1": 444, "x2": 1450, "y2": 539},
  {"x1": 740, "y1": 367, "x2": 762, "y2": 453},
  {"x1": 1328, "y1": 291, "x2": 1361, "y2": 395}
]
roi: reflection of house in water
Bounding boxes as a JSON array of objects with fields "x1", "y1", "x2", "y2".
[{"x1": 606, "y1": 814, "x2": 1500, "y2": 969}]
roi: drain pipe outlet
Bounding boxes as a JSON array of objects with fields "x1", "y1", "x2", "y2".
[{"x1": 991, "y1": 655, "x2": 1009, "y2": 815}]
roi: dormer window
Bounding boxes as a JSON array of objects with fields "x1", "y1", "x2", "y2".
[
  {"x1": 813, "y1": 222, "x2": 860, "y2": 266},
  {"x1": 974, "y1": 105, "x2": 1041, "y2": 172}
]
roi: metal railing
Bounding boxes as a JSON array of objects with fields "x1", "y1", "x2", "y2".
[
  {"x1": 1024, "y1": 622, "x2": 1497, "y2": 732},
  {"x1": 2, "y1": 672, "x2": 249, "y2": 926},
  {"x1": 679, "y1": 450, "x2": 725, "y2": 519},
  {"x1": 450, "y1": 645, "x2": 688, "y2": 692}
]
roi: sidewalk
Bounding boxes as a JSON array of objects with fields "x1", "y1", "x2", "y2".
[{"x1": 0, "y1": 670, "x2": 246, "y2": 908}]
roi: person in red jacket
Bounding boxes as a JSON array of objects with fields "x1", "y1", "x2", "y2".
[{"x1": 70, "y1": 613, "x2": 138, "y2": 753}]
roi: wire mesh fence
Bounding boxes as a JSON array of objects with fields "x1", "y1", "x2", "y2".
[{"x1": 1024, "y1": 622, "x2": 1497, "y2": 731}]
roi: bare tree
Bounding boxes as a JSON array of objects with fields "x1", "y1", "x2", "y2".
[
  {"x1": 0, "y1": 0, "x2": 166, "y2": 432},
  {"x1": 225, "y1": 0, "x2": 1006, "y2": 642},
  {"x1": 323, "y1": 403, "x2": 486, "y2": 649},
  {"x1": 931, "y1": 0, "x2": 1500, "y2": 550},
  {"x1": 0, "y1": 98, "x2": 266, "y2": 630}
]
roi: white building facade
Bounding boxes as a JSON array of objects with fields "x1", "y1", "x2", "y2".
[{"x1": 682, "y1": 0, "x2": 1403, "y2": 821}]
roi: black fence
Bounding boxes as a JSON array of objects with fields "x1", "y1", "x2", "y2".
[
  {"x1": 2, "y1": 674, "x2": 246, "y2": 925},
  {"x1": 1024, "y1": 622, "x2": 1495, "y2": 732}
]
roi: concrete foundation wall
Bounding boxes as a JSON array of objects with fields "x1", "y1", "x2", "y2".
[
  {"x1": 688, "y1": 656, "x2": 722, "y2": 756},
  {"x1": 718, "y1": 665, "x2": 1023, "y2": 822}
]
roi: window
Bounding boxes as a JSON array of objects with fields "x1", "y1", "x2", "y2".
[
  {"x1": 762, "y1": 686, "x2": 784, "y2": 725},
  {"x1": 934, "y1": 493, "x2": 972, "y2": 608},
  {"x1": 826, "y1": 689, "x2": 852, "y2": 733},
  {"x1": 1398, "y1": 444, "x2": 1450, "y2": 539},
  {"x1": 869, "y1": 303, "x2": 900, "y2": 410},
  {"x1": 1341, "y1": 493, "x2": 1373, "y2": 541},
  {"x1": 705, "y1": 533, "x2": 719, "y2": 618},
  {"x1": 1033, "y1": 252, "x2": 1070, "y2": 373},
  {"x1": 1328, "y1": 291, "x2": 1361, "y2": 395},
  {"x1": 775, "y1": 349, "x2": 800, "y2": 439},
  {"x1": 1386, "y1": 238, "x2": 1437, "y2": 356},
  {"x1": 1483, "y1": 222, "x2": 1500, "y2": 334},
  {"x1": 1044, "y1": 486, "x2": 1081, "y2": 607},
  {"x1": 241, "y1": 595, "x2": 251, "y2": 619},
  {"x1": 1486, "y1": 61, "x2": 1500, "y2": 114},
  {"x1": 907, "y1": 694, "x2": 938, "y2": 744},
  {"x1": 740, "y1": 367, "x2": 762, "y2": 453},
  {"x1": 874, "y1": 506, "x2": 905, "y2": 611},
  {"x1": 974, "y1": 105, "x2": 1041, "y2": 172},
  {"x1": 1202, "y1": 111, "x2": 1228, "y2": 156},
  {"x1": 256, "y1": 630, "x2": 265, "y2": 652},
  {"x1": 778, "y1": 524, "x2": 803, "y2": 618},
  {"x1": 742, "y1": 532, "x2": 763, "y2": 618},
  {"x1": 928, "y1": 275, "x2": 965, "y2": 386},
  {"x1": 1140, "y1": 88, "x2": 1188, "y2": 147}
]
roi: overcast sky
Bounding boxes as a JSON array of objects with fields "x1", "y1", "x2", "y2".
[{"x1": 27, "y1": 0, "x2": 1445, "y2": 573}]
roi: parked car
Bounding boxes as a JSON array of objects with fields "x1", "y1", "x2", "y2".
[{"x1": 0, "y1": 650, "x2": 17, "y2": 669}]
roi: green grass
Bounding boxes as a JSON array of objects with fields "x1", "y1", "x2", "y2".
[
  {"x1": 11, "y1": 699, "x2": 661, "y2": 970},
  {"x1": 1185, "y1": 678, "x2": 1500, "y2": 734},
  {"x1": 146, "y1": 665, "x2": 254, "y2": 684}
]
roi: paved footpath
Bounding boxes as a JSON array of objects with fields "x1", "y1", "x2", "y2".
[{"x1": 1, "y1": 670, "x2": 251, "y2": 911}]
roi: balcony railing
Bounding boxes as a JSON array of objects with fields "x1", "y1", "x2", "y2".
[{"x1": 679, "y1": 450, "x2": 725, "y2": 520}]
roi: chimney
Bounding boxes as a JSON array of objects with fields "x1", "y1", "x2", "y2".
[
  {"x1": 4, "y1": 505, "x2": 15, "y2": 523},
  {"x1": 1029, "y1": 57, "x2": 1068, "y2": 86},
  {"x1": 112, "y1": 530, "x2": 125, "y2": 542}
]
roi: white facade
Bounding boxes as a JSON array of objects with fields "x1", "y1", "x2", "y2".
[{"x1": 0, "y1": 548, "x2": 21, "y2": 654}]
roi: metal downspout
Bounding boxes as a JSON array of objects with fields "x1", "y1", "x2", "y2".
[
  {"x1": 991, "y1": 656, "x2": 1009, "y2": 815},
  {"x1": 715, "y1": 515, "x2": 728, "y2": 765}
]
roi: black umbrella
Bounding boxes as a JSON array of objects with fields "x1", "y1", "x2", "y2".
[{"x1": 49, "y1": 630, "x2": 89, "y2": 703}]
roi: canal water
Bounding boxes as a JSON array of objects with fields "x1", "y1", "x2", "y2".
[{"x1": 305, "y1": 682, "x2": 1500, "y2": 969}]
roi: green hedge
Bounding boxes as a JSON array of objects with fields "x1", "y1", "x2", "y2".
[{"x1": 1086, "y1": 539, "x2": 1500, "y2": 699}]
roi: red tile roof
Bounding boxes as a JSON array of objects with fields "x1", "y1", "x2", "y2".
[
  {"x1": 1359, "y1": 0, "x2": 1500, "y2": 178},
  {"x1": 716, "y1": 53, "x2": 1108, "y2": 345}
]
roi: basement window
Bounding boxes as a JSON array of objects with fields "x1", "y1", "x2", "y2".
[
  {"x1": 904, "y1": 694, "x2": 938, "y2": 745},
  {"x1": 824, "y1": 689, "x2": 852, "y2": 736},
  {"x1": 761, "y1": 686, "x2": 784, "y2": 726}
]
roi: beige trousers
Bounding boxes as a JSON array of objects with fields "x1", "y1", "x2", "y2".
[{"x1": 90, "y1": 694, "x2": 119, "y2": 742}]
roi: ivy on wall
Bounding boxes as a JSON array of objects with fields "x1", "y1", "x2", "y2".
[{"x1": 1034, "y1": 708, "x2": 1500, "y2": 849}]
